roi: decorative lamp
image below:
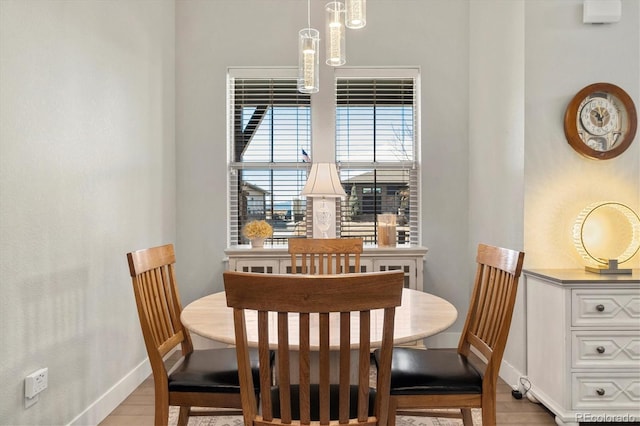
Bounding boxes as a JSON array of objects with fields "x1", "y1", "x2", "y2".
[
  {"x1": 301, "y1": 163, "x2": 347, "y2": 238},
  {"x1": 345, "y1": 0, "x2": 366, "y2": 29},
  {"x1": 298, "y1": 0, "x2": 319, "y2": 94},
  {"x1": 573, "y1": 201, "x2": 640, "y2": 274},
  {"x1": 326, "y1": 1, "x2": 346, "y2": 66},
  {"x1": 298, "y1": 28, "x2": 320, "y2": 94}
]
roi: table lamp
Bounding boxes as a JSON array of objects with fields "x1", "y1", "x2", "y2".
[
  {"x1": 572, "y1": 201, "x2": 640, "y2": 274},
  {"x1": 301, "y1": 163, "x2": 347, "y2": 238}
]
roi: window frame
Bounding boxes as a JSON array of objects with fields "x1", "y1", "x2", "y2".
[
  {"x1": 334, "y1": 67, "x2": 421, "y2": 246},
  {"x1": 227, "y1": 67, "x2": 421, "y2": 247}
]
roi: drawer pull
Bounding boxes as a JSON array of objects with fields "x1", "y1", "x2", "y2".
[
  {"x1": 595, "y1": 304, "x2": 605, "y2": 312},
  {"x1": 596, "y1": 388, "x2": 605, "y2": 396},
  {"x1": 596, "y1": 346, "x2": 605, "y2": 354}
]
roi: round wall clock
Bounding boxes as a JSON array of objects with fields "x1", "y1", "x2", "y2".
[{"x1": 564, "y1": 82, "x2": 637, "y2": 160}]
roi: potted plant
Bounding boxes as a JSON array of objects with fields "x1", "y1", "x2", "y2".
[{"x1": 242, "y1": 220, "x2": 273, "y2": 248}]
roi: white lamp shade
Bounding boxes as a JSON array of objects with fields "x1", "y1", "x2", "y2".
[{"x1": 301, "y1": 163, "x2": 347, "y2": 198}]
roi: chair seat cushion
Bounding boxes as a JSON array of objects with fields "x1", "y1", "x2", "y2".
[
  {"x1": 168, "y1": 348, "x2": 264, "y2": 393},
  {"x1": 374, "y1": 348, "x2": 482, "y2": 395},
  {"x1": 270, "y1": 384, "x2": 376, "y2": 421}
]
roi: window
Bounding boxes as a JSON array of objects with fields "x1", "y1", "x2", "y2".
[
  {"x1": 228, "y1": 71, "x2": 311, "y2": 246},
  {"x1": 228, "y1": 68, "x2": 419, "y2": 247},
  {"x1": 336, "y1": 71, "x2": 419, "y2": 245}
]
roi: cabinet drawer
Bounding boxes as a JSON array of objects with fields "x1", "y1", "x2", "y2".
[
  {"x1": 232, "y1": 259, "x2": 279, "y2": 274},
  {"x1": 572, "y1": 289, "x2": 640, "y2": 327},
  {"x1": 572, "y1": 373, "x2": 640, "y2": 410},
  {"x1": 572, "y1": 331, "x2": 640, "y2": 368}
]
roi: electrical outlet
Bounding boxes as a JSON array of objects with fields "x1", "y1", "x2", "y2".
[{"x1": 25, "y1": 368, "x2": 48, "y2": 399}]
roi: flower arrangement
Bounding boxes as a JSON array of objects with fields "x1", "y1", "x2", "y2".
[{"x1": 242, "y1": 220, "x2": 273, "y2": 239}]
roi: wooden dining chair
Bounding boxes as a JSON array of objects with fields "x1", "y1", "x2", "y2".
[
  {"x1": 287, "y1": 237, "x2": 363, "y2": 274},
  {"x1": 374, "y1": 243, "x2": 525, "y2": 426},
  {"x1": 223, "y1": 270, "x2": 404, "y2": 426},
  {"x1": 127, "y1": 244, "x2": 265, "y2": 426}
]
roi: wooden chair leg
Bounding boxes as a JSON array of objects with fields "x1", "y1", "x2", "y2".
[
  {"x1": 177, "y1": 406, "x2": 190, "y2": 426},
  {"x1": 481, "y1": 404, "x2": 496, "y2": 426},
  {"x1": 154, "y1": 392, "x2": 169, "y2": 426},
  {"x1": 461, "y1": 408, "x2": 474, "y2": 425},
  {"x1": 388, "y1": 397, "x2": 399, "y2": 426}
]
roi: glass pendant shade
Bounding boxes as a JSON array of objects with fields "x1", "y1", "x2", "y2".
[
  {"x1": 345, "y1": 0, "x2": 366, "y2": 29},
  {"x1": 298, "y1": 28, "x2": 320, "y2": 94},
  {"x1": 325, "y1": 1, "x2": 346, "y2": 66}
]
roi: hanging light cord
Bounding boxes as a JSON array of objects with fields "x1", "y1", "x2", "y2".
[{"x1": 307, "y1": 0, "x2": 311, "y2": 28}]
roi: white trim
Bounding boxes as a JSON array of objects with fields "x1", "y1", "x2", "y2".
[
  {"x1": 68, "y1": 357, "x2": 152, "y2": 426},
  {"x1": 499, "y1": 358, "x2": 526, "y2": 393},
  {"x1": 335, "y1": 66, "x2": 420, "y2": 78}
]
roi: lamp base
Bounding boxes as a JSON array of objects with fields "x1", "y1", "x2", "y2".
[{"x1": 585, "y1": 259, "x2": 632, "y2": 275}]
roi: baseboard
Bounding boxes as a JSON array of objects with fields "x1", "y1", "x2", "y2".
[
  {"x1": 67, "y1": 357, "x2": 152, "y2": 426},
  {"x1": 499, "y1": 358, "x2": 525, "y2": 392}
]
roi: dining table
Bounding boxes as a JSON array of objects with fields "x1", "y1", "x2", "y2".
[
  {"x1": 181, "y1": 287, "x2": 457, "y2": 383},
  {"x1": 181, "y1": 287, "x2": 457, "y2": 349}
]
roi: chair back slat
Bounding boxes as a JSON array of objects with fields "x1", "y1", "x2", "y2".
[
  {"x1": 319, "y1": 312, "x2": 330, "y2": 424},
  {"x1": 288, "y1": 238, "x2": 363, "y2": 274},
  {"x1": 357, "y1": 311, "x2": 371, "y2": 422},
  {"x1": 224, "y1": 270, "x2": 403, "y2": 426},
  {"x1": 339, "y1": 311, "x2": 351, "y2": 423},
  {"x1": 299, "y1": 312, "x2": 311, "y2": 424}
]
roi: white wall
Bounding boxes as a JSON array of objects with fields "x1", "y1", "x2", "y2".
[
  {"x1": 0, "y1": 1, "x2": 175, "y2": 424},
  {"x1": 468, "y1": 0, "x2": 526, "y2": 387},
  {"x1": 465, "y1": 0, "x2": 640, "y2": 389},
  {"x1": 516, "y1": 0, "x2": 639, "y2": 388},
  {"x1": 524, "y1": 0, "x2": 640, "y2": 271}
]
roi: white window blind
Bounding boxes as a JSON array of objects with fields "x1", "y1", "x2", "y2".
[
  {"x1": 229, "y1": 75, "x2": 311, "y2": 246},
  {"x1": 335, "y1": 76, "x2": 419, "y2": 245}
]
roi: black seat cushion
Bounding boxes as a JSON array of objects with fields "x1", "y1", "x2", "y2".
[
  {"x1": 168, "y1": 347, "x2": 266, "y2": 393},
  {"x1": 271, "y1": 384, "x2": 376, "y2": 421},
  {"x1": 374, "y1": 348, "x2": 482, "y2": 395}
]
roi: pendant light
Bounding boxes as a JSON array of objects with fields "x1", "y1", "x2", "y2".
[
  {"x1": 345, "y1": 0, "x2": 366, "y2": 29},
  {"x1": 325, "y1": 1, "x2": 346, "y2": 66},
  {"x1": 298, "y1": 0, "x2": 320, "y2": 93}
]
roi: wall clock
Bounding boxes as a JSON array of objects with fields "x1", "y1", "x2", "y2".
[{"x1": 564, "y1": 82, "x2": 637, "y2": 160}]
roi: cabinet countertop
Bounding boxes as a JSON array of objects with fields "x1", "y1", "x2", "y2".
[
  {"x1": 524, "y1": 268, "x2": 640, "y2": 284},
  {"x1": 225, "y1": 245, "x2": 429, "y2": 255}
]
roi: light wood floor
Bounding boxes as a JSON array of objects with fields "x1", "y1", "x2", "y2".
[{"x1": 99, "y1": 353, "x2": 559, "y2": 426}]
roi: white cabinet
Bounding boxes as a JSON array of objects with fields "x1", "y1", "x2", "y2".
[
  {"x1": 225, "y1": 245, "x2": 428, "y2": 291},
  {"x1": 525, "y1": 269, "x2": 640, "y2": 426}
]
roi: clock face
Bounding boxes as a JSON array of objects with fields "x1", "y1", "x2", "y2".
[
  {"x1": 577, "y1": 95, "x2": 622, "y2": 151},
  {"x1": 579, "y1": 97, "x2": 618, "y2": 137},
  {"x1": 564, "y1": 83, "x2": 638, "y2": 160}
]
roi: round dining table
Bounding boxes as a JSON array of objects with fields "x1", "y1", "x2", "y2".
[{"x1": 181, "y1": 288, "x2": 458, "y2": 349}]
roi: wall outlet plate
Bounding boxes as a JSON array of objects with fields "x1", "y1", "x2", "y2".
[
  {"x1": 25, "y1": 368, "x2": 48, "y2": 399},
  {"x1": 583, "y1": 0, "x2": 621, "y2": 24}
]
